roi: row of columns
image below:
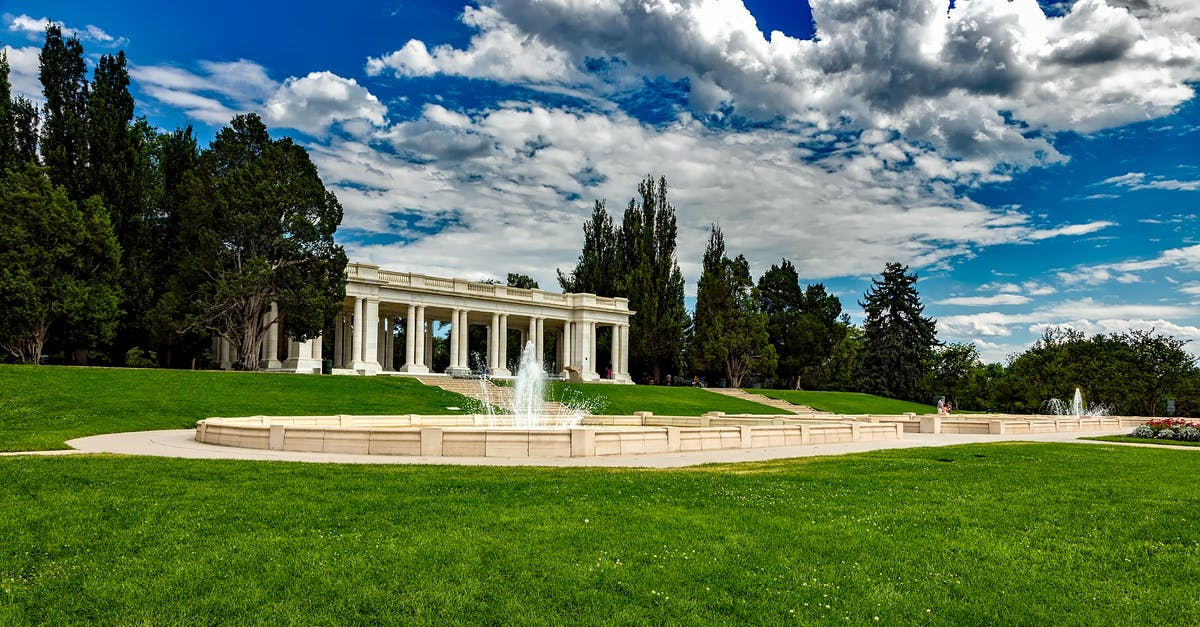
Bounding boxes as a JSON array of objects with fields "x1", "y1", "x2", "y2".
[{"x1": 223, "y1": 298, "x2": 631, "y2": 381}]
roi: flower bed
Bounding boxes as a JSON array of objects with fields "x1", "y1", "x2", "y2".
[{"x1": 1131, "y1": 418, "x2": 1200, "y2": 442}]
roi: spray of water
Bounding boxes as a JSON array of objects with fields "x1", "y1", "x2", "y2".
[{"x1": 1042, "y1": 387, "x2": 1109, "y2": 417}]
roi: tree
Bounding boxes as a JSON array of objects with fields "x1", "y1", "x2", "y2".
[
  {"x1": 618, "y1": 176, "x2": 687, "y2": 382},
  {"x1": 1126, "y1": 330, "x2": 1195, "y2": 417},
  {"x1": 557, "y1": 200, "x2": 618, "y2": 295},
  {"x1": 929, "y1": 342, "x2": 983, "y2": 409},
  {"x1": 0, "y1": 164, "x2": 120, "y2": 362},
  {"x1": 177, "y1": 114, "x2": 347, "y2": 370},
  {"x1": 11, "y1": 97, "x2": 39, "y2": 165},
  {"x1": 691, "y1": 224, "x2": 775, "y2": 387},
  {"x1": 38, "y1": 24, "x2": 89, "y2": 201},
  {"x1": 757, "y1": 259, "x2": 847, "y2": 389},
  {"x1": 858, "y1": 262, "x2": 938, "y2": 401},
  {"x1": 506, "y1": 273, "x2": 539, "y2": 289},
  {"x1": 0, "y1": 49, "x2": 16, "y2": 171}
]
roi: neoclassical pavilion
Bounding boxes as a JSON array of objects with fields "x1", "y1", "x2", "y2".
[{"x1": 218, "y1": 263, "x2": 634, "y2": 382}]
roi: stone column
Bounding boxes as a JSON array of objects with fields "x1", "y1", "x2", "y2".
[
  {"x1": 589, "y1": 322, "x2": 598, "y2": 376},
  {"x1": 458, "y1": 309, "x2": 470, "y2": 370},
  {"x1": 495, "y1": 313, "x2": 510, "y2": 376},
  {"x1": 528, "y1": 318, "x2": 537, "y2": 354},
  {"x1": 449, "y1": 309, "x2": 461, "y2": 370},
  {"x1": 535, "y1": 317, "x2": 545, "y2": 367},
  {"x1": 405, "y1": 305, "x2": 416, "y2": 367},
  {"x1": 562, "y1": 322, "x2": 573, "y2": 375},
  {"x1": 361, "y1": 298, "x2": 381, "y2": 374},
  {"x1": 218, "y1": 337, "x2": 232, "y2": 370},
  {"x1": 414, "y1": 305, "x2": 427, "y2": 367},
  {"x1": 620, "y1": 324, "x2": 630, "y2": 378},
  {"x1": 488, "y1": 312, "x2": 500, "y2": 371},
  {"x1": 263, "y1": 303, "x2": 281, "y2": 369},
  {"x1": 351, "y1": 298, "x2": 364, "y2": 367},
  {"x1": 610, "y1": 325, "x2": 620, "y2": 379}
]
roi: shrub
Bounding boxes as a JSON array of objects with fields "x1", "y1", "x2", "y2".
[
  {"x1": 1178, "y1": 427, "x2": 1200, "y2": 442},
  {"x1": 124, "y1": 347, "x2": 158, "y2": 368},
  {"x1": 1131, "y1": 425, "x2": 1155, "y2": 438},
  {"x1": 1155, "y1": 429, "x2": 1177, "y2": 440}
]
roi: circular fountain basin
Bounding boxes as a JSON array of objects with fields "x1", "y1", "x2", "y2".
[{"x1": 195, "y1": 413, "x2": 901, "y2": 458}]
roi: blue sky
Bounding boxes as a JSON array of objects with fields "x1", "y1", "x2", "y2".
[{"x1": 5, "y1": 0, "x2": 1200, "y2": 363}]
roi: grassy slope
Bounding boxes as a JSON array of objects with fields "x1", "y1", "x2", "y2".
[
  {"x1": 750, "y1": 389, "x2": 937, "y2": 414},
  {"x1": 547, "y1": 382, "x2": 782, "y2": 416},
  {"x1": 2, "y1": 444, "x2": 1198, "y2": 624},
  {"x1": 0, "y1": 365, "x2": 476, "y2": 451}
]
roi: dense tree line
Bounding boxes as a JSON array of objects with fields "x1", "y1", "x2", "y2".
[
  {"x1": 0, "y1": 26, "x2": 346, "y2": 369},
  {"x1": 560, "y1": 184, "x2": 1198, "y2": 416}
]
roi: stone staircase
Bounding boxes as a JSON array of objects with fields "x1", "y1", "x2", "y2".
[
  {"x1": 412, "y1": 375, "x2": 580, "y2": 416},
  {"x1": 703, "y1": 387, "x2": 829, "y2": 415}
]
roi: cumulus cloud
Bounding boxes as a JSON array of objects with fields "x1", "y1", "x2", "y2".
[
  {"x1": 372, "y1": 0, "x2": 1200, "y2": 169},
  {"x1": 6, "y1": 14, "x2": 128, "y2": 46},
  {"x1": 366, "y1": 6, "x2": 579, "y2": 83},
  {"x1": 265, "y1": 72, "x2": 387, "y2": 135},
  {"x1": 2, "y1": 44, "x2": 41, "y2": 100}
]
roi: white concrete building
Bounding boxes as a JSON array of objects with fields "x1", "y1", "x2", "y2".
[{"x1": 216, "y1": 262, "x2": 634, "y2": 382}]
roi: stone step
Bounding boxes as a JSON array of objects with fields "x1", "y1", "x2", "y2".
[{"x1": 703, "y1": 387, "x2": 826, "y2": 414}]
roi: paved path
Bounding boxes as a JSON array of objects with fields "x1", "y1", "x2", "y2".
[{"x1": 0, "y1": 427, "x2": 1136, "y2": 468}]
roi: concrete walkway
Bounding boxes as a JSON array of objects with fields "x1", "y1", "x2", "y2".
[{"x1": 0, "y1": 427, "x2": 1136, "y2": 468}]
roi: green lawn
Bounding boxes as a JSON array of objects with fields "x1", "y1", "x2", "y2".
[
  {"x1": 546, "y1": 381, "x2": 781, "y2": 416},
  {"x1": 2, "y1": 444, "x2": 1198, "y2": 624},
  {"x1": 750, "y1": 389, "x2": 937, "y2": 414},
  {"x1": 0, "y1": 365, "x2": 477, "y2": 452}
]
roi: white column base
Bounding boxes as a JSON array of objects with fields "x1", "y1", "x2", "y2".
[
  {"x1": 399, "y1": 363, "x2": 430, "y2": 374},
  {"x1": 281, "y1": 357, "x2": 323, "y2": 374}
]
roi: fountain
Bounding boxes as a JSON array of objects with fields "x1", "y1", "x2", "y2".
[
  {"x1": 1043, "y1": 388, "x2": 1108, "y2": 417},
  {"x1": 495, "y1": 340, "x2": 585, "y2": 428}
]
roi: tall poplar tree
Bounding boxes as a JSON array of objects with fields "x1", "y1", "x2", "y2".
[
  {"x1": 0, "y1": 49, "x2": 16, "y2": 171},
  {"x1": 11, "y1": 97, "x2": 39, "y2": 165},
  {"x1": 38, "y1": 24, "x2": 89, "y2": 201},
  {"x1": 858, "y1": 262, "x2": 938, "y2": 401},
  {"x1": 619, "y1": 176, "x2": 686, "y2": 382}
]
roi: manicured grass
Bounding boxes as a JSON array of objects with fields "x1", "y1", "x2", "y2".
[
  {"x1": 2, "y1": 444, "x2": 1199, "y2": 624},
  {"x1": 1089, "y1": 434, "x2": 1200, "y2": 447},
  {"x1": 545, "y1": 382, "x2": 782, "y2": 416},
  {"x1": 0, "y1": 365, "x2": 476, "y2": 452},
  {"x1": 750, "y1": 389, "x2": 937, "y2": 414}
]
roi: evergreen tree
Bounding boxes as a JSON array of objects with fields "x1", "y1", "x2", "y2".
[
  {"x1": 0, "y1": 49, "x2": 16, "y2": 171},
  {"x1": 758, "y1": 259, "x2": 847, "y2": 389},
  {"x1": 0, "y1": 164, "x2": 120, "y2": 362},
  {"x1": 619, "y1": 176, "x2": 686, "y2": 382},
  {"x1": 11, "y1": 97, "x2": 39, "y2": 164},
  {"x1": 858, "y1": 262, "x2": 938, "y2": 401},
  {"x1": 691, "y1": 225, "x2": 775, "y2": 387},
  {"x1": 176, "y1": 114, "x2": 347, "y2": 370},
  {"x1": 557, "y1": 200, "x2": 617, "y2": 295},
  {"x1": 38, "y1": 24, "x2": 89, "y2": 201}
]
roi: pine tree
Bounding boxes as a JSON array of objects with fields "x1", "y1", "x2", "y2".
[
  {"x1": 691, "y1": 225, "x2": 775, "y2": 387},
  {"x1": 11, "y1": 97, "x2": 39, "y2": 164},
  {"x1": 858, "y1": 262, "x2": 938, "y2": 401},
  {"x1": 38, "y1": 24, "x2": 90, "y2": 201}
]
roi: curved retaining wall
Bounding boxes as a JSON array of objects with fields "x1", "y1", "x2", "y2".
[{"x1": 195, "y1": 414, "x2": 903, "y2": 458}]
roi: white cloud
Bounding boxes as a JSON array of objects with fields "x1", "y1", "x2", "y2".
[
  {"x1": 265, "y1": 72, "x2": 387, "y2": 135},
  {"x1": 940, "y1": 294, "x2": 1033, "y2": 306},
  {"x1": 1101, "y1": 170, "x2": 1200, "y2": 191},
  {"x1": 379, "y1": 0, "x2": 1200, "y2": 172},
  {"x1": 366, "y1": 6, "x2": 579, "y2": 83},
  {"x1": 2, "y1": 44, "x2": 41, "y2": 100},
  {"x1": 132, "y1": 60, "x2": 281, "y2": 125},
  {"x1": 6, "y1": 14, "x2": 128, "y2": 46},
  {"x1": 1057, "y1": 243, "x2": 1200, "y2": 285}
]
